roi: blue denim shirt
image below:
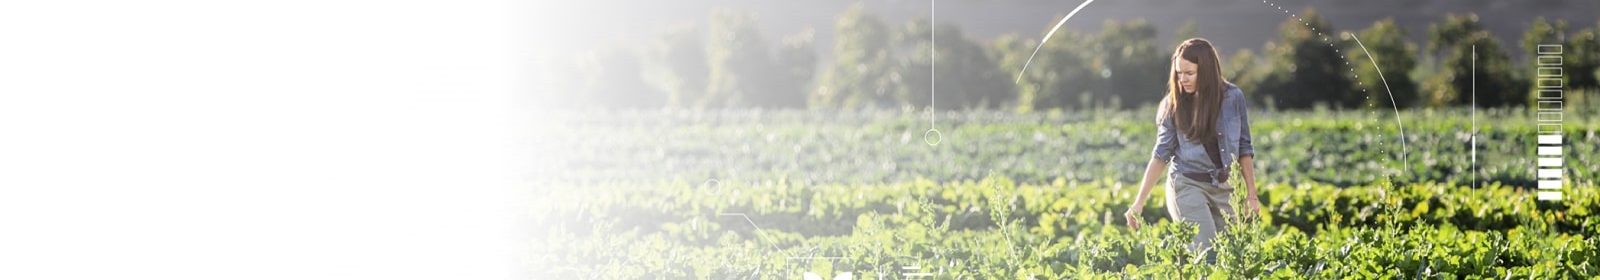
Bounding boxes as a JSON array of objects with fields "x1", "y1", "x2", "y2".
[{"x1": 1151, "y1": 82, "x2": 1254, "y2": 183}]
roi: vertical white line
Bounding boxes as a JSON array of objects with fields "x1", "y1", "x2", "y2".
[
  {"x1": 1471, "y1": 45, "x2": 1476, "y2": 190},
  {"x1": 931, "y1": 0, "x2": 935, "y2": 129}
]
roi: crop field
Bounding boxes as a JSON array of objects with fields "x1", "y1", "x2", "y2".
[{"x1": 530, "y1": 108, "x2": 1599, "y2": 279}]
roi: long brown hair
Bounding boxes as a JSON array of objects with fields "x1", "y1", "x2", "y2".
[{"x1": 1159, "y1": 38, "x2": 1228, "y2": 144}]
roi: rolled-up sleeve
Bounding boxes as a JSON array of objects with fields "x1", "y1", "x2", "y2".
[
  {"x1": 1152, "y1": 100, "x2": 1178, "y2": 163},
  {"x1": 1233, "y1": 90, "x2": 1255, "y2": 158}
]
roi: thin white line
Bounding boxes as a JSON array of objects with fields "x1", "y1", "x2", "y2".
[
  {"x1": 720, "y1": 213, "x2": 852, "y2": 263},
  {"x1": 1349, "y1": 35, "x2": 1411, "y2": 176},
  {"x1": 1472, "y1": 45, "x2": 1477, "y2": 190},
  {"x1": 718, "y1": 213, "x2": 781, "y2": 253},
  {"x1": 1015, "y1": 0, "x2": 1095, "y2": 83},
  {"x1": 931, "y1": 0, "x2": 936, "y2": 129}
]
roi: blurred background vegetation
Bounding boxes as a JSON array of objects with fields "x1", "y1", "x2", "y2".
[{"x1": 532, "y1": 0, "x2": 1600, "y2": 112}]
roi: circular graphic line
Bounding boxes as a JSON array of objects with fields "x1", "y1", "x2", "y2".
[
  {"x1": 1348, "y1": 34, "x2": 1411, "y2": 175},
  {"x1": 1014, "y1": 0, "x2": 1097, "y2": 84}
]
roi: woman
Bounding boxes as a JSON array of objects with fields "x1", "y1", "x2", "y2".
[{"x1": 1123, "y1": 38, "x2": 1260, "y2": 258}]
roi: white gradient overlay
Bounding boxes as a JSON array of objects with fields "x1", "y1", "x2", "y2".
[{"x1": 1, "y1": 1, "x2": 528, "y2": 279}]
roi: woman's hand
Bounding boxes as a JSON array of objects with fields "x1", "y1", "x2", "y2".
[
  {"x1": 1241, "y1": 195, "x2": 1261, "y2": 223},
  {"x1": 1245, "y1": 195, "x2": 1260, "y2": 214},
  {"x1": 1124, "y1": 204, "x2": 1143, "y2": 230},
  {"x1": 1129, "y1": 158, "x2": 1167, "y2": 231},
  {"x1": 1239, "y1": 156, "x2": 1260, "y2": 221}
]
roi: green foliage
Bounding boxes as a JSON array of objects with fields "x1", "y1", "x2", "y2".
[
  {"x1": 644, "y1": 14, "x2": 816, "y2": 110},
  {"x1": 648, "y1": 23, "x2": 708, "y2": 108},
  {"x1": 1522, "y1": 17, "x2": 1568, "y2": 108},
  {"x1": 899, "y1": 19, "x2": 1017, "y2": 110},
  {"x1": 1348, "y1": 18, "x2": 1421, "y2": 109},
  {"x1": 1447, "y1": 31, "x2": 1524, "y2": 108},
  {"x1": 1000, "y1": 18, "x2": 1166, "y2": 112},
  {"x1": 547, "y1": 108, "x2": 1599, "y2": 188},
  {"x1": 1224, "y1": 48, "x2": 1264, "y2": 105},
  {"x1": 1002, "y1": 16, "x2": 1098, "y2": 112},
  {"x1": 1521, "y1": 17, "x2": 1569, "y2": 60},
  {"x1": 1256, "y1": 8, "x2": 1359, "y2": 109},
  {"x1": 533, "y1": 176, "x2": 1600, "y2": 279},
  {"x1": 1570, "y1": 23, "x2": 1600, "y2": 91},
  {"x1": 815, "y1": 4, "x2": 900, "y2": 109},
  {"x1": 1424, "y1": 13, "x2": 1528, "y2": 108},
  {"x1": 1093, "y1": 19, "x2": 1167, "y2": 109},
  {"x1": 1426, "y1": 13, "x2": 1485, "y2": 57},
  {"x1": 772, "y1": 29, "x2": 819, "y2": 108},
  {"x1": 705, "y1": 10, "x2": 773, "y2": 108},
  {"x1": 537, "y1": 107, "x2": 1600, "y2": 278},
  {"x1": 594, "y1": 8, "x2": 1600, "y2": 112}
]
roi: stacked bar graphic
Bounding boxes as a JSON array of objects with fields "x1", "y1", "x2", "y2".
[{"x1": 1535, "y1": 44, "x2": 1563, "y2": 201}]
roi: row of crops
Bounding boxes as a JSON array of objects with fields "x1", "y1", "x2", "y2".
[
  {"x1": 531, "y1": 108, "x2": 1598, "y2": 279},
  {"x1": 543, "y1": 107, "x2": 1597, "y2": 187},
  {"x1": 532, "y1": 177, "x2": 1598, "y2": 278}
]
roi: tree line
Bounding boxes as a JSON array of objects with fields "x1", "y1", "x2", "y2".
[{"x1": 552, "y1": 5, "x2": 1600, "y2": 111}]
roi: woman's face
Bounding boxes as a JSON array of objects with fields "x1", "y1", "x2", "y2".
[{"x1": 1173, "y1": 58, "x2": 1199, "y2": 94}]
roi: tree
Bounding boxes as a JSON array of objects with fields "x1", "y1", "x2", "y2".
[
  {"x1": 1425, "y1": 13, "x2": 1526, "y2": 107},
  {"x1": 1256, "y1": 8, "x2": 1358, "y2": 109},
  {"x1": 1521, "y1": 17, "x2": 1569, "y2": 57},
  {"x1": 1226, "y1": 49, "x2": 1265, "y2": 107},
  {"x1": 1430, "y1": 35, "x2": 1522, "y2": 107},
  {"x1": 991, "y1": 34, "x2": 1040, "y2": 112},
  {"x1": 1571, "y1": 23, "x2": 1600, "y2": 91},
  {"x1": 1347, "y1": 18, "x2": 1420, "y2": 109},
  {"x1": 649, "y1": 12, "x2": 812, "y2": 109},
  {"x1": 1422, "y1": 13, "x2": 1489, "y2": 107},
  {"x1": 649, "y1": 23, "x2": 708, "y2": 108},
  {"x1": 1522, "y1": 17, "x2": 1568, "y2": 106},
  {"x1": 1426, "y1": 13, "x2": 1485, "y2": 57},
  {"x1": 815, "y1": 4, "x2": 901, "y2": 109},
  {"x1": 704, "y1": 9, "x2": 773, "y2": 108},
  {"x1": 768, "y1": 29, "x2": 818, "y2": 109},
  {"x1": 898, "y1": 19, "x2": 1016, "y2": 110},
  {"x1": 1093, "y1": 19, "x2": 1166, "y2": 109},
  {"x1": 995, "y1": 16, "x2": 1099, "y2": 112}
]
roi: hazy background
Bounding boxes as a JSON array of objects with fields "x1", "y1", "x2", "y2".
[
  {"x1": 532, "y1": 0, "x2": 1600, "y2": 111},
  {"x1": 537, "y1": 0, "x2": 1596, "y2": 61}
]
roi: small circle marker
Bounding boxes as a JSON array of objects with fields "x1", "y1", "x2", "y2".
[
  {"x1": 702, "y1": 179, "x2": 722, "y2": 196},
  {"x1": 924, "y1": 129, "x2": 943, "y2": 146}
]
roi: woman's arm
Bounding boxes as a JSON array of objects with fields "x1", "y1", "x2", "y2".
[
  {"x1": 1124, "y1": 157, "x2": 1167, "y2": 230},
  {"x1": 1232, "y1": 86, "x2": 1259, "y2": 215},
  {"x1": 1239, "y1": 155, "x2": 1259, "y2": 215},
  {"x1": 1129, "y1": 98, "x2": 1177, "y2": 230}
]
